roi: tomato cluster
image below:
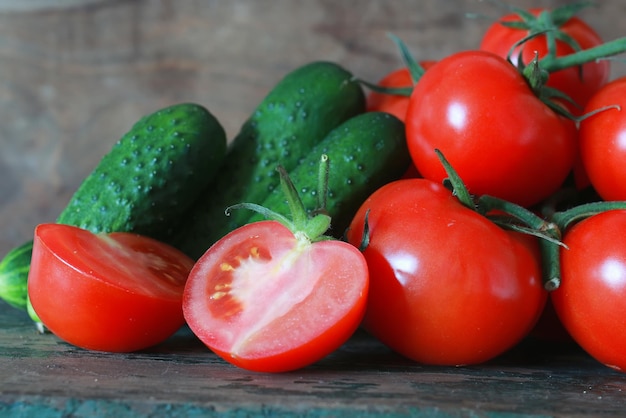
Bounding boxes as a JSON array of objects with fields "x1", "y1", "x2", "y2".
[
  {"x1": 24, "y1": 4, "x2": 626, "y2": 374},
  {"x1": 363, "y1": 4, "x2": 626, "y2": 371}
]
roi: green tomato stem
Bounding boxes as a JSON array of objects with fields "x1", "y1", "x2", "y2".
[
  {"x1": 477, "y1": 194, "x2": 564, "y2": 291},
  {"x1": 387, "y1": 32, "x2": 426, "y2": 84},
  {"x1": 540, "y1": 239, "x2": 562, "y2": 291},
  {"x1": 434, "y1": 149, "x2": 475, "y2": 209},
  {"x1": 540, "y1": 200, "x2": 626, "y2": 291},
  {"x1": 277, "y1": 165, "x2": 308, "y2": 229},
  {"x1": 541, "y1": 36, "x2": 626, "y2": 73},
  {"x1": 226, "y1": 158, "x2": 333, "y2": 243},
  {"x1": 434, "y1": 149, "x2": 567, "y2": 290},
  {"x1": 316, "y1": 154, "x2": 330, "y2": 215},
  {"x1": 478, "y1": 196, "x2": 536, "y2": 227},
  {"x1": 551, "y1": 200, "x2": 626, "y2": 231}
]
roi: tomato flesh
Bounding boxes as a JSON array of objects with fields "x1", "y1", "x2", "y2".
[
  {"x1": 183, "y1": 220, "x2": 368, "y2": 373},
  {"x1": 28, "y1": 224, "x2": 194, "y2": 352}
]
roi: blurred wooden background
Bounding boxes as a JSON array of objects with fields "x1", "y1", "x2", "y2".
[{"x1": 1, "y1": 0, "x2": 625, "y2": 255}]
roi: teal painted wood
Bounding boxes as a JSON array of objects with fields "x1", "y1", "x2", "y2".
[{"x1": 1, "y1": 302, "x2": 625, "y2": 417}]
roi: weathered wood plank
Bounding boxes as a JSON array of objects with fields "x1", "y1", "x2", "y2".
[
  {"x1": 2, "y1": 2, "x2": 626, "y2": 415},
  {"x1": 1, "y1": 303, "x2": 626, "y2": 417}
]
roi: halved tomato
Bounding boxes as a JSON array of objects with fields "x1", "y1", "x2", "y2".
[
  {"x1": 183, "y1": 220, "x2": 368, "y2": 373},
  {"x1": 28, "y1": 223, "x2": 193, "y2": 352}
]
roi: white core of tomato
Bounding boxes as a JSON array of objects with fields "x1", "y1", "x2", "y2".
[{"x1": 227, "y1": 236, "x2": 318, "y2": 355}]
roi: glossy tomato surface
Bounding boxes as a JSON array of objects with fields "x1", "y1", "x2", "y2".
[
  {"x1": 346, "y1": 179, "x2": 547, "y2": 366},
  {"x1": 183, "y1": 220, "x2": 368, "y2": 373},
  {"x1": 552, "y1": 210, "x2": 626, "y2": 372},
  {"x1": 480, "y1": 7, "x2": 609, "y2": 108},
  {"x1": 579, "y1": 77, "x2": 626, "y2": 201},
  {"x1": 405, "y1": 50, "x2": 576, "y2": 208},
  {"x1": 28, "y1": 223, "x2": 194, "y2": 352},
  {"x1": 366, "y1": 62, "x2": 436, "y2": 122}
]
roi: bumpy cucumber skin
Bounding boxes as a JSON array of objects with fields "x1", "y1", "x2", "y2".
[
  {"x1": 174, "y1": 61, "x2": 366, "y2": 259},
  {"x1": 0, "y1": 240, "x2": 33, "y2": 310},
  {"x1": 0, "y1": 103, "x2": 227, "y2": 315},
  {"x1": 57, "y1": 102, "x2": 227, "y2": 241},
  {"x1": 248, "y1": 111, "x2": 411, "y2": 237}
]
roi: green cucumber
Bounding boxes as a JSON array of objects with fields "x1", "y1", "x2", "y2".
[
  {"x1": 173, "y1": 61, "x2": 366, "y2": 259},
  {"x1": 248, "y1": 111, "x2": 411, "y2": 236},
  {"x1": 0, "y1": 102, "x2": 227, "y2": 315},
  {"x1": 57, "y1": 102, "x2": 227, "y2": 240},
  {"x1": 0, "y1": 241, "x2": 32, "y2": 310}
]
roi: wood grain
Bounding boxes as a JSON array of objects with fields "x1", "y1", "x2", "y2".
[
  {"x1": 2, "y1": 3, "x2": 626, "y2": 415},
  {"x1": 2, "y1": 303, "x2": 626, "y2": 417}
]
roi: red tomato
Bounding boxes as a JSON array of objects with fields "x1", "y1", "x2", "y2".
[
  {"x1": 405, "y1": 50, "x2": 576, "y2": 208},
  {"x1": 480, "y1": 7, "x2": 609, "y2": 108},
  {"x1": 183, "y1": 220, "x2": 368, "y2": 373},
  {"x1": 28, "y1": 223, "x2": 193, "y2": 352},
  {"x1": 551, "y1": 210, "x2": 626, "y2": 372},
  {"x1": 366, "y1": 61, "x2": 436, "y2": 121},
  {"x1": 346, "y1": 179, "x2": 547, "y2": 366},
  {"x1": 579, "y1": 77, "x2": 626, "y2": 201}
]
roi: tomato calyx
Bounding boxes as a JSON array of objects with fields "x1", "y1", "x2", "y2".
[
  {"x1": 536, "y1": 200, "x2": 626, "y2": 292},
  {"x1": 226, "y1": 154, "x2": 333, "y2": 243},
  {"x1": 481, "y1": 2, "x2": 625, "y2": 76},
  {"x1": 511, "y1": 36, "x2": 621, "y2": 121},
  {"x1": 357, "y1": 149, "x2": 565, "y2": 289},
  {"x1": 438, "y1": 149, "x2": 574, "y2": 292},
  {"x1": 436, "y1": 149, "x2": 559, "y2": 240},
  {"x1": 496, "y1": 2, "x2": 592, "y2": 57}
]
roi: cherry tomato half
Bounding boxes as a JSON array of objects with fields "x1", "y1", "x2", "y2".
[
  {"x1": 183, "y1": 220, "x2": 368, "y2": 373},
  {"x1": 28, "y1": 224, "x2": 194, "y2": 352},
  {"x1": 346, "y1": 179, "x2": 547, "y2": 366}
]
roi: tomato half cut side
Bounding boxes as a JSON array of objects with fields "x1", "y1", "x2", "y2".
[
  {"x1": 183, "y1": 220, "x2": 369, "y2": 373},
  {"x1": 28, "y1": 223, "x2": 194, "y2": 353}
]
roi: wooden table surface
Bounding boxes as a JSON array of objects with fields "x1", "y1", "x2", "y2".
[
  {"x1": 2, "y1": 1, "x2": 626, "y2": 416},
  {"x1": 3, "y1": 303, "x2": 626, "y2": 417}
]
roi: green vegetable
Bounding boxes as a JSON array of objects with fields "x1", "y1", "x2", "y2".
[
  {"x1": 247, "y1": 111, "x2": 411, "y2": 236},
  {"x1": 0, "y1": 241, "x2": 32, "y2": 310},
  {"x1": 57, "y1": 102, "x2": 227, "y2": 240},
  {"x1": 0, "y1": 102, "x2": 227, "y2": 319},
  {"x1": 173, "y1": 60, "x2": 366, "y2": 259}
]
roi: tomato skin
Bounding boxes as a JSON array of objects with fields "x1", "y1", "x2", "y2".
[
  {"x1": 366, "y1": 67, "x2": 412, "y2": 121},
  {"x1": 366, "y1": 62, "x2": 436, "y2": 121},
  {"x1": 552, "y1": 210, "x2": 626, "y2": 372},
  {"x1": 346, "y1": 179, "x2": 547, "y2": 366},
  {"x1": 480, "y1": 8, "x2": 609, "y2": 108},
  {"x1": 183, "y1": 220, "x2": 368, "y2": 373},
  {"x1": 405, "y1": 50, "x2": 576, "y2": 208},
  {"x1": 579, "y1": 78, "x2": 626, "y2": 201},
  {"x1": 28, "y1": 224, "x2": 193, "y2": 352}
]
